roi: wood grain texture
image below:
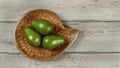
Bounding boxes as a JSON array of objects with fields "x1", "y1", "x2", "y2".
[
  {"x1": 1, "y1": 22, "x2": 120, "y2": 53},
  {"x1": 0, "y1": 0, "x2": 120, "y2": 21},
  {"x1": 0, "y1": 53, "x2": 120, "y2": 68},
  {"x1": 0, "y1": 0, "x2": 120, "y2": 68}
]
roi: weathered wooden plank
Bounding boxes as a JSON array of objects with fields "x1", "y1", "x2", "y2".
[
  {"x1": 1, "y1": 22, "x2": 120, "y2": 53},
  {"x1": 0, "y1": 53, "x2": 120, "y2": 68},
  {"x1": 0, "y1": 0, "x2": 120, "y2": 21}
]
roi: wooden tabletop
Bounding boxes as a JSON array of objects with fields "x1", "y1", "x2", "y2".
[{"x1": 0, "y1": 0, "x2": 120, "y2": 68}]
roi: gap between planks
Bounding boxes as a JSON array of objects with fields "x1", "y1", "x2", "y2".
[
  {"x1": 1, "y1": 52, "x2": 120, "y2": 55},
  {"x1": 1, "y1": 20, "x2": 120, "y2": 23}
]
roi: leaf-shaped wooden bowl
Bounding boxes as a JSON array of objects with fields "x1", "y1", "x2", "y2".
[{"x1": 14, "y1": 9, "x2": 78, "y2": 60}]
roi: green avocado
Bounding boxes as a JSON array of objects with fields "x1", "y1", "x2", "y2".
[
  {"x1": 43, "y1": 35, "x2": 64, "y2": 50},
  {"x1": 24, "y1": 27, "x2": 41, "y2": 46},
  {"x1": 31, "y1": 19, "x2": 52, "y2": 35}
]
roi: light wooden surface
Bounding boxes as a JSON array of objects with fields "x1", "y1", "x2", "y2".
[
  {"x1": 0, "y1": 0, "x2": 120, "y2": 68},
  {"x1": 1, "y1": 0, "x2": 120, "y2": 21}
]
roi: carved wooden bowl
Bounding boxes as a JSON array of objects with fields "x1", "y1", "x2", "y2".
[{"x1": 14, "y1": 9, "x2": 78, "y2": 60}]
